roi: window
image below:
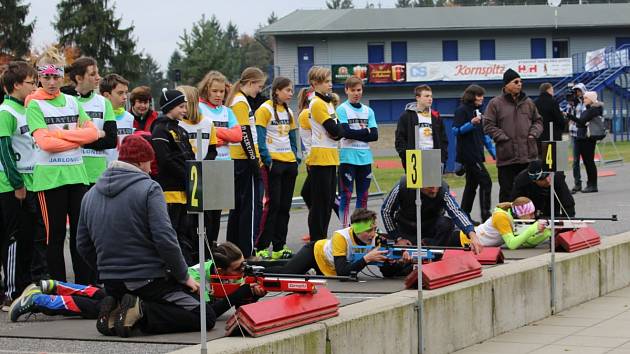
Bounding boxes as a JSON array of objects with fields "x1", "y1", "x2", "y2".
[
  {"x1": 552, "y1": 40, "x2": 569, "y2": 58},
  {"x1": 368, "y1": 44, "x2": 384, "y2": 63},
  {"x1": 442, "y1": 40, "x2": 458, "y2": 61},
  {"x1": 391, "y1": 41, "x2": 407, "y2": 63},
  {"x1": 531, "y1": 38, "x2": 547, "y2": 59},
  {"x1": 480, "y1": 40, "x2": 496, "y2": 60}
]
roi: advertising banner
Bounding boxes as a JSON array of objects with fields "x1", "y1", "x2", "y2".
[
  {"x1": 331, "y1": 64, "x2": 368, "y2": 84},
  {"x1": 368, "y1": 63, "x2": 406, "y2": 83},
  {"x1": 406, "y1": 58, "x2": 572, "y2": 82}
]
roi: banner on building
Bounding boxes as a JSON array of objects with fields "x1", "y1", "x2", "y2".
[
  {"x1": 406, "y1": 58, "x2": 572, "y2": 82},
  {"x1": 331, "y1": 64, "x2": 368, "y2": 84},
  {"x1": 368, "y1": 63, "x2": 406, "y2": 84},
  {"x1": 585, "y1": 47, "x2": 630, "y2": 72}
]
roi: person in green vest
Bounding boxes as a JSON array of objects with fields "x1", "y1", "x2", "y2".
[
  {"x1": 0, "y1": 61, "x2": 39, "y2": 310},
  {"x1": 62, "y1": 57, "x2": 117, "y2": 184},
  {"x1": 26, "y1": 47, "x2": 101, "y2": 285}
]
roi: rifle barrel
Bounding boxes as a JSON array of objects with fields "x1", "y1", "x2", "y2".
[{"x1": 259, "y1": 273, "x2": 358, "y2": 282}]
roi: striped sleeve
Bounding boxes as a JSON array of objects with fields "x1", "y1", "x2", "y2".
[
  {"x1": 381, "y1": 183, "x2": 401, "y2": 237},
  {"x1": 443, "y1": 186, "x2": 474, "y2": 235}
]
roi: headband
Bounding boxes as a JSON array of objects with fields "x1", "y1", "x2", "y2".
[
  {"x1": 351, "y1": 219, "x2": 374, "y2": 234},
  {"x1": 512, "y1": 201, "x2": 535, "y2": 217},
  {"x1": 528, "y1": 167, "x2": 550, "y2": 181},
  {"x1": 38, "y1": 64, "x2": 64, "y2": 77}
]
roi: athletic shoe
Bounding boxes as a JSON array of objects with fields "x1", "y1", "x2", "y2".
[
  {"x1": 256, "y1": 249, "x2": 271, "y2": 260},
  {"x1": 8, "y1": 284, "x2": 42, "y2": 322},
  {"x1": 271, "y1": 246, "x2": 293, "y2": 260},
  {"x1": 115, "y1": 294, "x2": 143, "y2": 338},
  {"x1": 1, "y1": 298, "x2": 11, "y2": 312},
  {"x1": 96, "y1": 296, "x2": 119, "y2": 336},
  {"x1": 40, "y1": 279, "x2": 57, "y2": 294},
  {"x1": 571, "y1": 185, "x2": 582, "y2": 194},
  {"x1": 582, "y1": 186, "x2": 598, "y2": 193}
]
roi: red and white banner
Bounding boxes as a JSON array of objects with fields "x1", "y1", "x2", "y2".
[{"x1": 406, "y1": 58, "x2": 572, "y2": 82}]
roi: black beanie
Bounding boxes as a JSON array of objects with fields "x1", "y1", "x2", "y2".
[
  {"x1": 159, "y1": 88, "x2": 187, "y2": 114},
  {"x1": 503, "y1": 68, "x2": 521, "y2": 86},
  {"x1": 527, "y1": 160, "x2": 549, "y2": 181}
]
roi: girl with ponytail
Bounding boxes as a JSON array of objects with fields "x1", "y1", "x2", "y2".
[
  {"x1": 460, "y1": 197, "x2": 551, "y2": 250},
  {"x1": 253, "y1": 77, "x2": 299, "y2": 260},
  {"x1": 225, "y1": 67, "x2": 267, "y2": 258}
]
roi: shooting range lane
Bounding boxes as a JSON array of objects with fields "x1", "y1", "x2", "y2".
[{"x1": 0, "y1": 162, "x2": 627, "y2": 350}]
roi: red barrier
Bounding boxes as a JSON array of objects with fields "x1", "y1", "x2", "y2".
[
  {"x1": 225, "y1": 286, "x2": 339, "y2": 337},
  {"x1": 556, "y1": 226, "x2": 601, "y2": 252},
  {"x1": 405, "y1": 252, "x2": 482, "y2": 290},
  {"x1": 442, "y1": 247, "x2": 505, "y2": 265}
]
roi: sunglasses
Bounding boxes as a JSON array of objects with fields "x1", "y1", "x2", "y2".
[{"x1": 511, "y1": 80, "x2": 523, "y2": 85}]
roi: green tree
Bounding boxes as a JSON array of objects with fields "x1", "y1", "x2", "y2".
[
  {"x1": 326, "y1": 0, "x2": 355, "y2": 9},
  {"x1": 54, "y1": 0, "x2": 142, "y2": 80},
  {"x1": 176, "y1": 15, "x2": 241, "y2": 84},
  {"x1": 267, "y1": 11, "x2": 278, "y2": 25},
  {"x1": 166, "y1": 50, "x2": 183, "y2": 87},
  {"x1": 395, "y1": 0, "x2": 414, "y2": 6},
  {"x1": 132, "y1": 54, "x2": 168, "y2": 101},
  {"x1": 0, "y1": 0, "x2": 35, "y2": 59},
  {"x1": 240, "y1": 11, "x2": 277, "y2": 76}
]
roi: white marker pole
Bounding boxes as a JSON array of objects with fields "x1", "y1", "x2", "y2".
[
  {"x1": 549, "y1": 123, "x2": 557, "y2": 315},
  {"x1": 196, "y1": 129, "x2": 207, "y2": 354},
  {"x1": 415, "y1": 125, "x2": 424, "y2": 354}
]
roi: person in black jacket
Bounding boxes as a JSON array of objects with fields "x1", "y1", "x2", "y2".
[
  {"x1": 567, "y1": 91, "x2": 602, "y2": 193},
  {"x1": 395, "y1": 85, "x2": 448, "y2": 169},
  {"x1": 151, "y1": 89, "x2": 196, "y2": 265},
  {"x1": 534, "y1": 83, "x2": 565, "y2": 157},
  {"x1": 512, "y1": 160, "x2": 575, "y2": 218},
  {"x1": 452, "y1": 84, "x2": 495, "y2": 222}
]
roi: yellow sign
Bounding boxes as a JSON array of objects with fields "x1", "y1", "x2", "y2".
[{"x1": 406, "y1": 150, "x2": 422, "y2": 188}]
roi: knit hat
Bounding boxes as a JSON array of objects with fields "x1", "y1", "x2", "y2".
[
  {"x1": 159, "y1": 88, "x2": 186, "y2": 114},
  {"x1": 584, "y1": 91, "x2": 598, "y2": 103},
  {"x1": 118, "y1": 135, "x2": 155, "y2": 164},
  {"x1": 503, "y1": 68, "x2": 521, "y2": 86},
  {"x1": 527, "y1": 160, "x2": 549, "y2": 181}
]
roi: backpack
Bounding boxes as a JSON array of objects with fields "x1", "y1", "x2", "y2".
[{"x1": 586, "y1": 115, "x2": 607, "y2": 141}]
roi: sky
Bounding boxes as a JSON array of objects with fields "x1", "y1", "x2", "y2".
[{"x1": 27, "y1": 0, "x2": 397, "y2": 71}]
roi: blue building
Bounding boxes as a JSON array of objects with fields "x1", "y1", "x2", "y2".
[{"x1": 261, "y1": 4, "x2": 630, "y2": 126}]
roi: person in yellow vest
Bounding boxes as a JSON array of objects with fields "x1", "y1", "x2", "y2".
[
  {"x1": 460, "y1": 197, "x2": 551, "y2": 249},
  {"x1": 225, "y1": 67, "x2": 266, "y2": 258},
  {"x1": 265, "y1": 209, "x2": 410, "y2": 276},
  {"x1": 176, "y1": 85, "x2": 219, "y2": 261},
  {"x1": 254, "y1": 77, "x2": 299, "y2": 260},
  {"x1": 306, "y1": 66, "x2": 345, "y2": 242}
]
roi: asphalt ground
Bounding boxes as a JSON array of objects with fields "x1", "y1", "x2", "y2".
[{"x1": 0, "y1": 161, "x2": 628, "y2": 353}]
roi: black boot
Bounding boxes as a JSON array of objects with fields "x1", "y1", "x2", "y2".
[
  {"x1": 571, "y1": 184, "x2": 582, "y2": 194},
  {"x1": 582, "y1": 184, "x2": 598, "y2": 193},
  {"x1": 479, "y1": 187, "x2": 492, "y2": 222}
]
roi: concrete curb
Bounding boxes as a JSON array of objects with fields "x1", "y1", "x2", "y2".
[{"x1": 171, "y1": 231, "x2": 630, "y2": 354}]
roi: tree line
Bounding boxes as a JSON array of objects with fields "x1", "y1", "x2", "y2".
[{"x1": 0, "y1": 0, "x2": 276, "y2": 101}]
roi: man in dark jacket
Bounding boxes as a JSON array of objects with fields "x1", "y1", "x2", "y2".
[
  {"x1": 512, "y1": 160, "x2": 576, "y2": 218},
  {"x1": 484, "y1": 69, "x2": 543, "y2": 202},
  {"x1": 381, "y1": 176, "x2": 482, "y2": 253},
  {"x1": 395, "y1": 85, "x2": 448, "y2": 169},
  {"x1": 77, "y1": 135, "x2": 213, "y2": 338},
  {"x1": 534, "y1": 83, "x2": 565, "y2": 157}
]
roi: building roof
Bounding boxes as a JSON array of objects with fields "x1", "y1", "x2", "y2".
[{"x1": 260, "y1": 4, "x2": 630, "y2": 35}]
